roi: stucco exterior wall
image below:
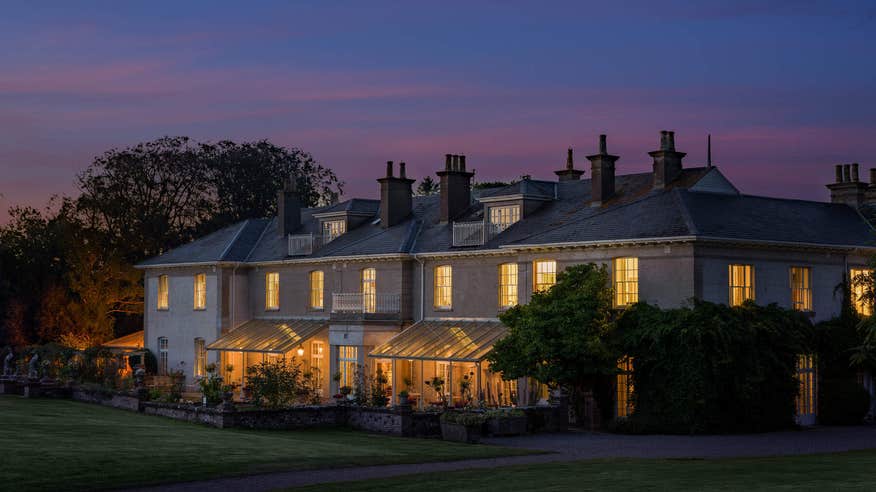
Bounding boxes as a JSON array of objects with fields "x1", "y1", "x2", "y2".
[{"x1": 144, "y1": 267, "x2": 221, "y2": 383}]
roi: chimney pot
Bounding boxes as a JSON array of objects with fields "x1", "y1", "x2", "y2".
[
  {"x1": 852, "y1": 163, "x2": 860, "y2": 182},
  {"x1": 386, "y1": 161, "x2": 394, "y2": 177},
  {"x1": 599, "y1": 134, "x2": 607, "y2": 154},
  {"x1": 660, "y1": 131, "x2": 670, "y2": 151},
  {"x1": 459, "y1": 155, "x2": 466, "y2": 171},
  {"x1": 566, "y1": 148, "x2": 574, "y2": 169},
  {"x1": 870, "y1": 168, "x2": 876, "y2": 185},
  {"x1": 835, "y1": 164, "x2": 843, "y2": 183},
  {"x1": 445, "y1": 154, "x2": 452, "y2": 171},
  {"x1": 668, "y1": 131, "x2": 676, "y2": 151},
  {"x1": 437, "y1": 152, "x2": 474, "y2": 222},
  {"x1": 843, "y1": 164, "x2": 851, "y2": 183},
  {"x1": 399, "y1": 161, "x2": 407, "y2": 179}
]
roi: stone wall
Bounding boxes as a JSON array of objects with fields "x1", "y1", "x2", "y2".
[
  {"x1": 71, "y1": 388, "x2": 141, "y2": 412},
  {"x1": 231, "y1": 406, "x2": 343, "y2": 430},
  {"x1": 142, "y1": 402, "x2": 229, "y2": 427}
]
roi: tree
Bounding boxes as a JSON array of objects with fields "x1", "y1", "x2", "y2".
[
  {"x1": 415, "y1": 176, "x2": 439, "y2": 196},
  {"x1": 487, "y1": 263, "x2": 618, "y2": 403}
]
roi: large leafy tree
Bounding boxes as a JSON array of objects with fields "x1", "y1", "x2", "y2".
[{"x1": 487, "y1": 263, "x2": 618, "y2": 396}]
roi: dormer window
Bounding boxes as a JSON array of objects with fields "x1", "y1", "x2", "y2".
[
  {"x1": 489, "y1": 205, "x2": 520, "y2": 234},
  {"x1": 322, "y1": 219, "x2": 346, "y2": 243}
]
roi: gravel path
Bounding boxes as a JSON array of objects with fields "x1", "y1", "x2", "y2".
[{"x1": 124, "y1": 426, "x2": 876, "y2": 492}]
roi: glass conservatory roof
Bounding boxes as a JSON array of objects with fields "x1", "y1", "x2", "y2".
[
  {"x1": 207, "y1": 318, "x2": 327, "y2": 354},
  {"x1": 369, "y1": 319, "x2": 508, "y2": 362}
]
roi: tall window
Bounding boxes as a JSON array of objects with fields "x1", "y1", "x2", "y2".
[
  {"x1": 616, "y1": 356, "x2": 634, "y2": 418},
  {"x1": 728, "y1": 264, "x2": 754, "y2": 306},
  {"x1": 265, "y1": 272, "x2": 280, "y2": 310},
  {"x1": 434, "y1": 265, "x2": 452, "y2": 309},
  {"x1": 489, "y1": 205, "x2": 521, "y2": 234},
  {"x1": 311, "y1": 341, "x2": 325, "y2": 378},
  {"x1": 157, "y1": 275, "x2": 169, "y2": 310},
  {"x1": 533, "y1": 260, "x2": 557, "y2": 293},
  {"x1": 498, "y1": 263, "x2": 519, "y2": 308},
  {"x1": 309, "y1": 270, "x2": 324, "y2": 309},
  {"x1": 194, "y1": 338, "x2": 206, "y2": 377},
  {"x1": 790, "y1": 266, "x2": 812, "y2": 312},
  {"x1": 338, "y1": 345, "x2": 358, "y2": 388},
  {"x1": 795, "y1": 354, "x2": 817, "y2": 423},
  {"x1": 322, "y1": 219, "x2": 346, "y2": 243},
  {"x1": 158, "y1": 337, "x2": 169, "y2": 375},
  {"x1": 362, "y1": 268, "x2": 376, "y2": 313},
  {"x1": 193, "y1": 273, "x2": 207, "y2": 310},
  {"x1": 436, "y1": 361, "x2": 452, "y2": 399},
  {"x1": 613, "y1": 257, "x2": 639, "y2": 307},
  {"x1": 850, "y1": 268, "x2": 873, "y2": 316}
]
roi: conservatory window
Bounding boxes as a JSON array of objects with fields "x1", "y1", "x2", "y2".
[{"x1": 338, "y1": 345, "x2": 358, "y2": 389}]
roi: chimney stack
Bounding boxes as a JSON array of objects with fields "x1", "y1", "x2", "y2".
[
  {"x1": 555, "y1": 147, "x2": 585, "y2": 181},
  {"x1": 437, "y1": 154, "x2": 474, "y2": 223},
  {"x1": 827, "y1": 163, "x2": 868, "y2": 208},
  {"x1": 278, "y1": 177, "x2": 302, "y2": 237},
  {"x1": 650, "y1": 130, "x2": 686, "y2": 189},
  {"x1": 586, "y1": 134, "x2": 619, "y2": 207},
  {"x1": 378, "y1": 160, "x2": 415, "y2": 228}
]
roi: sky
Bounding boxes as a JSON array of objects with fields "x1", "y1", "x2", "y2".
[{"x1": 1, "y1": 1, "x2": 875, "y2": 224}]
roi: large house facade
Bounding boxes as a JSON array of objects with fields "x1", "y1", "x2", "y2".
[{"x1": 136, "y1": 131, "x2": 876, "y2": 417}]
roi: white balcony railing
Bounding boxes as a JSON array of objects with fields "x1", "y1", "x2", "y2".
[
  {"x1": 288, "y1": 232, "x2": 344, "y2": 256},
  {"x1": 331, "y1": 293, "x2": 401, "y2": 314},
  {"x1": 452, "y1": 221, "x2": 500, "y2": 247}
]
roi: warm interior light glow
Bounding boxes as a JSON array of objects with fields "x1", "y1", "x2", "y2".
[{"x1": 297, "y1": 346, "x2": 305, "y2": 357}]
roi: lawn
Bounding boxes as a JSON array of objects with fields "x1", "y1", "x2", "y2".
[
  {"x1": 295, "y1": 451, "x2": 876, "y2": 491},
  {"x1": 0, "y1": 396, "x2": 530, "y2": 491}
]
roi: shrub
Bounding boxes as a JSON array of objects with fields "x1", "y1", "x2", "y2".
[
  {"x1": 246, "y1": 359, "x2": 316, "y2": 408},
  {"x1": 484, "y1": 408, "x2": 525, "y2": 418},
  {"x1": 197, "y1": 363, "x2": 224, "y2": 405},
  {"x1": 617, "y1": 300, "x2": 814, "y2": 434},
  {"x1": 819, "y1": 377, "x2": 871, "y2": 425},
  {"x1": 440, "y1": 411, "x2": 487, "y2": 426}
]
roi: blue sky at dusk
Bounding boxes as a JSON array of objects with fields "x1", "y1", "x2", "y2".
[{"x1": 1, "y1": 1, "x2": 874, "y2": 223}]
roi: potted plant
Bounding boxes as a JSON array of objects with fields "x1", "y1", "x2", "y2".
[
  {"x1": 424, "y1": 376, "x2": 447, "y2": 407},
  {"x1": 485, "y1": 408, "x2": 527, "y2": 436},
  {"x1": 398, "y1": 389, "x2": 410, "y2": 406},
  {"x1": 440, "y1": 411, "x2": 486, "y2": 443}
]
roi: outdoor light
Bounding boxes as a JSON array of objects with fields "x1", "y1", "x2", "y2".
[{"x1": 297, "y1": 345, "x2": 305, "y2": 357}]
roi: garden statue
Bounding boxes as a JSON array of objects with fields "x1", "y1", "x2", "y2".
[
  {"x1": 2, "y1": 349, "x2": 13, "y2": 377},
  {"x1": 27, "y1": 352, "x2": 40, "y2": 380}
]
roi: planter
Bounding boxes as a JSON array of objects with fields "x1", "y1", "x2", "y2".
[
  {"x1": 440, "y1": 421, "x2": 482, "y2": 443},
  {"x1": 487, "y1": 416, "x2": 527, "y2": 436}
]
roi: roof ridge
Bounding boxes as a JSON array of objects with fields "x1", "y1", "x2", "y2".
[
  {"x1": 219, "y1": 219, "x2": 250, "y2": 261},
  {"x1": 673, "y1": 189, "x2": 699, "y2": 236},
  {"x1": 244, "y1": 217, "x2": 273, "y2": 263}
]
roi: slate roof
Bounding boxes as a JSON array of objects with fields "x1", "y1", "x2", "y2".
[{"x1": 138, "y1": 166, "x2": 876, "y2": 267}]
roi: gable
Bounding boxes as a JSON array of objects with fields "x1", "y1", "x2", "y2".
[{"x1": 688, "y1": 168, "x2": 739, "y2": 195}]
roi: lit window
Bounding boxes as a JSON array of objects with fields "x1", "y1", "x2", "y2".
[
  {"x1": 533, "y1": 260, "x2": 557, "y2": 293},
  {"x1": 158, "y1": 337, "x2": 169, "y2": 375},
  {"x1": 613, "y1": 257, "x2": 639, "y2": 307},
  {"x1": 193, "y1": 273, "x2": 207, "y2": 310},
  {"x1": 338, "y1": 345, "x2": 358, "y2": 388},
  {"x1": 616, "y1": 356, "x2": 634, "y2": 418},
  {"x1": 795, "y1": 354, "x2": 817, "y2": 423},
  {"x1": 434, "y1": 265, "x2": 452, "y2": 309},
  {"x1": 265, "y1": 272, "x2": 280, "y2": 310},
  {"x1": 194, "y1": 338, "x2": 206, "y2": 377},
  {"x1": 850, "y1": 268, "x2": 873, "y2": 316},
  {"x1": 489, "y1": 205, "x2": 521, "y2": 234},
  {"x1": 498, "y1": 263, "x2": 518, "y2": 308},
  {"x1": 311, "y1": 341, "x2": 324, "y2": 376},
  {"x1": 309, "y1": 271, "x2": 324, "y2": 309},
  {"x1": 157, "y1": 275, "x2": 169, "y2": 310},
  {"x1": 362, "y1": 268, "x2": 376, "y2": 313},
  {"x1": 728, "y1": 264, "x2": 754, "y2": 306},
  {"x1": 790, "y1": 267, "x2": 812, "y2": 312},
  {"x1": 322, "y1": 219, "x2": 346, "y2": 243}
]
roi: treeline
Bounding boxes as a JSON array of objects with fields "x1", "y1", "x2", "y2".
[{"x1": 0, "y1": 137, "x2": 342, "y2": 348}]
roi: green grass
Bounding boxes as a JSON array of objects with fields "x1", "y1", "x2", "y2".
[
  {"x1": 0, "y1": 396, "x2": 530, "y2": 491},
  {"x1": 294, "y1": 451, "x2": 876, "y2": 491}
]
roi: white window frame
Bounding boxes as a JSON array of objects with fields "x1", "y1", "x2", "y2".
[
  {"x1": 265, "y1": 272, "x2": 280, "y2": 311},
  {"x1": 498, "y1": 262, "x2": 519, "y2": 309},
  {"x1": 157, "y1": 275, "x2": 169, "y2": 311},
  {"x1": 194, "y1": 338, "x2": 206, "y2": 377},
  {"x1": 158, "y1": 337, "x2": 169, "y2": 375},
  {"x1": 489, "y1": 205, "x2": 521, "y2": 234},
  {"x1": 193, "y1": 273, "x2": 207, "y2": 310}
]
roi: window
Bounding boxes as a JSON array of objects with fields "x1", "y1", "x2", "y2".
[
  {"x1": 311, "y1": 341, "x2": 325, "y2": 378},
  {"x1": 322, "y1": 219, "x2": 346, "y2": 243},
  {"x1": 489, "y1": 205, "x2": 521, "y2": 234},
  {"x1": 728, "y1": 264, "x2": 754, "y2": 306},
  {"x1": 194, "y1": 338, "x2": 206, "y2": 377},
  {"x1": 157, "y1": 275, "x2": 169, "y2": 310},
  {"x1": 795, "y1": 355, "x2": 817, "y2": 425},
  {"x1": 533, "y1": 260, "x2": 557, "y2": 293},
  {"x1": 338, "y1": 345, "x2": 358, "y2": 388},
  {"x1": 193, "y1": 273, "x2": 207, "y2": 310},
  {"x1": 498, "y1": 263, "x2": 519, "y2": 308},
  {"x1": 616, "y1": 356, "x2": 634, "y2": 418},
  {"x1": 265, "y1": 272, "x2": 280, "y2": 310},
  {"x1": 613, "y1": 257, "x2": 639, "y2": 307},
  {"x1": 158, "y1": 337, "x2": 169, "y2": 375},
  {"x1": 309, "y1": 271, "x2": 324, "y2": 310},
  {"x1": 433, "y1": 265, "x2": 452, "y2": 309},
  {"x1": 436, "y1": 361, "x2": 452, "y2": 400},
  {"x1": 362, "y1": 268, "x2": 376, "y2": 313},
  {"x1": 790, "y1": 266, "x2": 812, "y2": 312},
  {"x1": 850, "y1": 268, "x2": 873, "y2": 316}
]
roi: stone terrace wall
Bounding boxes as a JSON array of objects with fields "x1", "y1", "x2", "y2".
[
  {"x1": 231, "y1": 406, "x2": 343, "y2": 430},
  {"x1": 72, "y1": 388, "x2": 141, "y2": 412}
]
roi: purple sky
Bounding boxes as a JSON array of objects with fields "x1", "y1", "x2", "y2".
[{"x1": 2, "y1": 1, "x2": 875, "y2": 224}]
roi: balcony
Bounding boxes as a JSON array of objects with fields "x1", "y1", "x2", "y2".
[
  {"x1": 452, "y1": 221, "x2": 499, "y2": 247},
  {"x1": 331, "y1": 293, "x2": 403, "y2": 322},
  {"x1": 288, "y1": 232, "x2": 343, "y2": 256}
]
